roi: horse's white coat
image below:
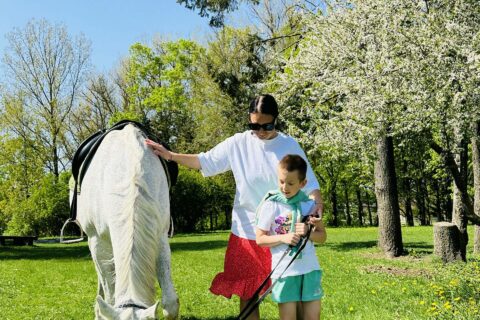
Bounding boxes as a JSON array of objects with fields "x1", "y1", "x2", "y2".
[{"x1": 76, "y1": 125, "x2": 179, "y2": 320}]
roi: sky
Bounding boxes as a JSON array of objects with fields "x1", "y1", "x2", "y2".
[{"x1": 0, "y1": 0, "x2": 215, "y2": 73}]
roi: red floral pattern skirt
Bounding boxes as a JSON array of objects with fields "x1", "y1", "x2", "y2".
[{"x1": 209, "y1": 233, "x2": 272, "y2": 300}]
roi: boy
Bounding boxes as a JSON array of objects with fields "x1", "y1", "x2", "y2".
[{"x1": 256, "y1": 154, "x2": 327, "y2": 320}]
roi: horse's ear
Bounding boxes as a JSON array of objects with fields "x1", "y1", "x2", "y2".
[
  {"x1": 95, "y1": 295, "x2": 116, "y2": 319},
  {"x1": 138, "y1": 301, "x2": 160, "y2": 319}
]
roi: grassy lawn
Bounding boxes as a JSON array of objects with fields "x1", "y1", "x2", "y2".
[{"x1": 1, "y1": 226, "x2": 479, "y2": 319}]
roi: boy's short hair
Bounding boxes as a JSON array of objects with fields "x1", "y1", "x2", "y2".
[{"x1": 279, "y1": 154, "x2": 307, "y2": 181}]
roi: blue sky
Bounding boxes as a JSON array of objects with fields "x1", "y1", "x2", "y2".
[{"x1": 0, "y1": 0, "x2": 214, "y2": 73}]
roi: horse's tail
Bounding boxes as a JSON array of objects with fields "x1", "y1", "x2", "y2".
[{"x1": 109, "y1": 126, "x2": 165, "y2": 310}]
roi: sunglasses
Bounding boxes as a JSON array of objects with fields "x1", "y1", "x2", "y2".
[{"x1": 248, "y1": 122, "x2": 275, "y2": 131}]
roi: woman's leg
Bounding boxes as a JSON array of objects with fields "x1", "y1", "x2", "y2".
[
  {"x1": 279, "y1": 302, "x2": 297, "y2": 320},
  {"x1": 240, "y1": 297, "x2": 259, "y2": 320},
  {"x1": 302, "y1": 300, "x2": 321, "y2": 320}
]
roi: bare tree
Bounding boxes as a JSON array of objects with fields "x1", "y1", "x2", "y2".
[
  {"x1": 2, "y1": 19, "x2": 91, "y2": 178},
  {"x1": 65, "y1": 73, "x2": 120, "y2": 159}
]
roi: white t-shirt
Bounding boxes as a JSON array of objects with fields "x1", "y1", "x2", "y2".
[
  {"x1": 198, "y1": 131, "x2": 320, "y2": 240},
  {"x1": 256, "y1": 199, "x2": 320, "y2": 278}
]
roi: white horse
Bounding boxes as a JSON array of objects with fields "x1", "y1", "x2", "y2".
[{"x1": 76, "y1": 124, "x2": 179, "y2": 320}]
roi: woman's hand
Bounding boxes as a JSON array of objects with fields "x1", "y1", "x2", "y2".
[
  {"x1": 145, "y1": 139, "x2": 173, "y2": 161},
  {"x1": 282, "y1": 233, "x2": 300, "y2": 246},
  {"x1": 307, "y1": 203, "x2": 323, "y2": 220}
]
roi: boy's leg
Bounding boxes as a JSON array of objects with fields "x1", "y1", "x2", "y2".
[
  {"x1": 296, "y1": 302, "x2": 304, "y2": 319},
  {"x1": 240, "y1": 297, "x2": 259, "y2": 320},
  {"x1": 302, "y1": 300, "x2": 321, "y2": 320},
  {"x1": 279, "y1": 302, "x2": 297, "y2": 320}
]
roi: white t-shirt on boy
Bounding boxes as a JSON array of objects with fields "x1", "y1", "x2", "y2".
[{"x1": 256, "y1": 199, "x2": 320, "y2": 279}]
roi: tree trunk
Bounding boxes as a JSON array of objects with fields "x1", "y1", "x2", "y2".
[
  {"x1": 424, "y1": 179, "x2": 431, "y2": 225},
  {"x1": 415, "y1": 178, "x2": 427, "y2": 225},
  {"x1": 374, "y1": 135, "x2": 403, "y2": 257},
  {"x1": 434, "y1": 222, "x2": 465, "y2": 262},
  {"x1": 366, "y1": 191, "x2": 373, "y2": 226},
  {"x1": 225, "y1": 205, "x2": 231, "y2": 230},
  {"x1": 451, "y1": 137, "x2": 468, "y2": 260},
  {"x1": 330, "y1": 184, "x2": 339, "y2": 227},
  {"x1": 356, "y1": 188, "x2": 364, "y2": 226},
  {"x1": 472, "y1": 121, "x2": 480, "y2": 254},
  {"x1": 403, "y1": 169, "x2": 414, "y2": 226},
  {"x1": 443, "y1": 177, "x2": 453, "y2": 222},
  {"x1": 343, "y1": 182, "x2": 352, "y2": 226},
  {"x1": 430, "y1": 140, "x2": 480, "y2": 225},
  {"x1": 433, "y1": 179, "x2": 443, "y2": 222}
]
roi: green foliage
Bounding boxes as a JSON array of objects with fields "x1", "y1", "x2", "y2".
[
  {"x1": 3, "y1": 172, "x2": 70, "y2": 236},
  {"x1": 170, "y1": 167, "x2": 234, "y2": 233},
  {"x1": 176, "y1": 0, "x2": 259, "y2": 27},
  {"x1": 120, "y1": 40, "x2": 205, "y2": 150},
  {"x1": 205, "y1": 26, "x2": 270, "y2": 135}
]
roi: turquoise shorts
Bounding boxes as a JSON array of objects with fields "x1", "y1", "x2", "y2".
[{"x1": 271, "y1": 270, "x2": 323, "y2": 303}]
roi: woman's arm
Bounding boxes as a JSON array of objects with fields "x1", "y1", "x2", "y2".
[
  {"x1": 145, "y1": 139, "x2": 201, "y2": 170},
  {"x1": 256, "y1": 228, "x2": 301, "y2": 247},
  {"x1": 308, "y1": 189, "x2": 324, "y2": 219}
]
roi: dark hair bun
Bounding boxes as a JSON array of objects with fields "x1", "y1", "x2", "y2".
[{"x1": 249, "y1": 94, "x2": 279, "y2": 118}]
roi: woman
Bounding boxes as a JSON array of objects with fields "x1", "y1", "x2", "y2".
[{"x1": 146, "y1": 94, "x2": 323, "y2": 320}]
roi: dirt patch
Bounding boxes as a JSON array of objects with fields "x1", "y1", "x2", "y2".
[
  {"x1": 361, "y1": 252, "x2": 431, "y2": 262},
  {"x1": 361, "y1": 265, "x2": 431, "y2": 278}
]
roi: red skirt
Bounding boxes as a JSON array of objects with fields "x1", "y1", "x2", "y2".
[{"x1": 210, "y1": 233, "x2": 271, "y2": 300}]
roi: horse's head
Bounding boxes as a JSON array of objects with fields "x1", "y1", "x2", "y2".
[{"x1": 95, "y1": 296, "x2": 163, "y2": 320}]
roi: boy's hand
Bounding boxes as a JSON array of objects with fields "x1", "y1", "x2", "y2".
[
  {"x1": 309, "y1": 216, "x2": 324, "y2": 229},
  {"x1": 295, "y1": 222, "x2": 308, "y2": 236},
  {"x1": 282, "y1": 233, "x2": 300, "y2": 246}
]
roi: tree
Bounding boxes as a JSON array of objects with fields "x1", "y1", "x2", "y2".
[
  {"x1": 276, "y1": 0, "x2": 480, "y2": 257},
  {"x1": 1, "y1": 19, "x2": 91, "y2": 178},
  {"x1": 205, "y1": 27, "x2": 269, "y2": 135},
  {"x1": 115, "y1": 40, "x2": 205, "y2": 151},
  {"x1": 276, "y1": 0, "x2": 420, "y2": 256},
  {"x1": 177, "y1": 0, "x2": 259, "y2": 27}
]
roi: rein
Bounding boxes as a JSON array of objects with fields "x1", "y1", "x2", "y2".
[{"x1": 236, "y1": 221, "x2": 314, "y2": 320}]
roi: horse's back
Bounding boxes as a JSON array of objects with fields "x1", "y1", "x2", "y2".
[{"x1": 77, "y1": 124, "x2": 169, "y2": 236}]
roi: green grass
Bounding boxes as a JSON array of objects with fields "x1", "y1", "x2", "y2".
[{"x1": 1, "y1": 226, "x2": 479, "y2": 319}]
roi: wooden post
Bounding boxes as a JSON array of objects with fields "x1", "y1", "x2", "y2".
[{"x1": 433, "y1": 222, "x2": 465, "y2": 263}]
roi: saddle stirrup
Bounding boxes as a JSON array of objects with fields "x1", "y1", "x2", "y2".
[{"x1": 60, "y1": 218, "x2": 85, "y2": 244}]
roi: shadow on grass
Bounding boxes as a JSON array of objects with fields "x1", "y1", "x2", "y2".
[
  {"x1": 170, "y1": 240, "x2": 228, "y2": 252},
  {"x1": 323, "y1": 240, "x2": 378, "y2": 251},
  {"x1": 0, "y1": 238, "x2": 228, "y2": 260},
  {"x1": 404, "y1": 241, "x2": 434, "y2": 254},
  {"x1": 181, "y1": 317, "x2": 237, "y2": 320},
  {"x1": 0, "y1": 243, "x2": 91, "y2": 261}
]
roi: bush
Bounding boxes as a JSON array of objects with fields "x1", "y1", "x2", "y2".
[
  {"x1": 170, "y1": 167, "x2": 233, "y2": 233},
  {"x1": 4, "y1": 172, "x2": 70, "y2": 236}
]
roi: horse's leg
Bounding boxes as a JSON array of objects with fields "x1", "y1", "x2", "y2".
[
  {"x1": 88, "y1": 235, "x2": 115, "y2": 305},
  {"x1": 156, "y1": 234, "x2": 179, "y2": 319}
]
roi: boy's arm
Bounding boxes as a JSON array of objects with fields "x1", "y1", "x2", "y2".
[
  {"x1": 309, "y1": 219, "x2": 327, "y2": 244},
  {"x1": 294, "y1": 219, "x2": 327, "y2": 244},
  {"x1": 256, "y1": 228, "x2": 301, "y2": 247}
]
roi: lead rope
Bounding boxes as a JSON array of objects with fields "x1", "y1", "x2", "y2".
[{"x1": 236, "y1": 223, "x2": 314, "y2": 320}]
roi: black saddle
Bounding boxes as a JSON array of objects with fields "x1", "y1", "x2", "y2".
[{"x1": 69, "y1": 119, "x2": 178, "y2": 221}]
